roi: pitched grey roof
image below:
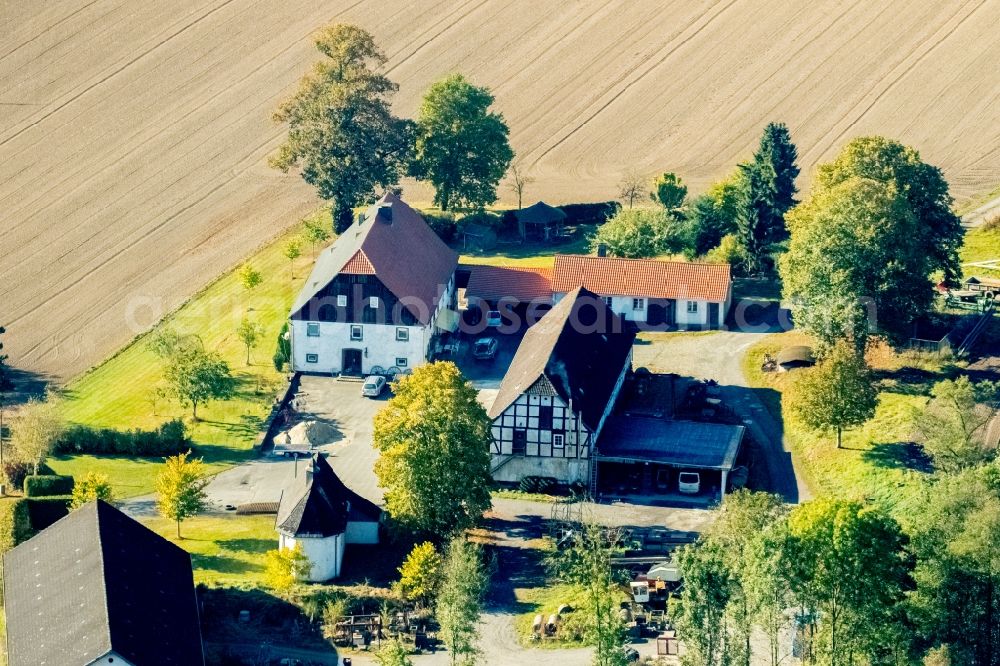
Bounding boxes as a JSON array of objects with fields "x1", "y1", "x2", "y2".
[
  {"x1": 2, "y1": 500, "x2": 204, "y2": 666},
  {"x1": 290, "y1": 193, "x2": 458, "y2": 325},
  {"x1": 276, "y1": 453, "x2": 381, "y2": 538},
  {"x1": 516, "y1": 201, "x2": 567, "y2": 225},
  {"x1": 488, "y1": 287, "x2": 635, "y2": 431}
]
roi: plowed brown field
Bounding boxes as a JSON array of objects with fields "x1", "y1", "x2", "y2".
[{"x1": 3, "y1": 0, "x2": 1000, "y2": 380}]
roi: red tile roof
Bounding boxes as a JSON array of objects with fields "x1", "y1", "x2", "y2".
[
  {"x1": 340, "y1": 250, "x2": 375, "y2": 275},
  {"x1": 465, "y1": 265, "x2": 554, "y2": 303},
  {"x1": 551, "y1": 254, "x2": 731, "y2": 302}
]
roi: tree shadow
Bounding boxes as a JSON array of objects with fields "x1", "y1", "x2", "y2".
[
  {"x1": 861, "y1": 441, "x2": 933, "y2": 473},
  {"x1": 190, "y1": 553, "x2": 259, "y2": 575},
  {"x1": 1, "y1": 366, "x2": 52, "y2": 405},
  {"x1": 216, "y1": 537, "x2": 274, "y2": 554}
]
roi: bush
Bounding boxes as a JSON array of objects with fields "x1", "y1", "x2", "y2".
[
  {"x1": 559, "y1": 201, "x2": 620, "y2": 226},
  {"x1": 982, "y1": 214, "x2": 1000, "y2": 233},
  {"x1": 24, "y1": 474, "x2": 75, "y2": 498},
  {"x1": 519, "y1": 476, "x2": 557, "y2": 494},
  {"x1": 273, "y1": 321, "x2": 291, "y2": 371},
  {"x1": 0, "y1": 498, "x2": 33, "y2": 553},
  {"x1": 423, "y1": 211, "x2": 458, "y2": 242},
  {"x1": 2, "y1": 461, "x2": 34, "y2": 491},
  {"x1": 591, "y1": 208, "x2": 686, "y2": 258},
  {"x1": 26, "y1": 496, "x2": 70, "y2": 531},
  {"x1": 54, "y1": 419, "x2": 190, "y2": 456}
]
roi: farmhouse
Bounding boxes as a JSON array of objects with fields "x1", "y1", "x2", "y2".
[
  {"x1": 290, "y1": 193, "x2": 459, "y2": 376},
  {"x1": 551, "y1": 254, "x2": 732, "y2": 328},
  {"x1": 464, "y1": 264, "x2": 554, "y2": 312},
  {"x1": 276, "y1": 453, "x2": 382, "y2": 581},
  {"x1": 488, "y1": 287, "x2": 635, "y2": 485},
  {"x1": 2, "y1": 500, "x2": 205, "y2": 666}
]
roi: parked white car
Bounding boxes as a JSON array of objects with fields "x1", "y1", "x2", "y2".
[
  {"x1": 361, "y1": 375, "x2": 386, "y2": 398},
  {"x1": 485, "y1": 310, "x2": 503, "y2": 328},
  {"x1": 677, "y1": 472, "x2": 701, "y2": 494}
]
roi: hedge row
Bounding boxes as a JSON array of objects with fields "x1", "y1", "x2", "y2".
[
  {"x1": 54, "y1": 419, "x2": 190, "y2": 456},
  {"x1": 0, "y1": 499, "x2": 33, "y2": 553},
  {"x1": 558, "y1": 201, "x2": 620, "y2": 226},
  {"x1": 24, "y1": 474, "x2": 75, "y2": 498}
]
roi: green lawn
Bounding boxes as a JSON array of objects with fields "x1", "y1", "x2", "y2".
[
  {"x1": 457, "y1": 224, "x2": 595, "y2": 268},
  {"x1": 51, "y1": 213, "x2": 326, "y2": 497},
  {"x1": 960, "y1": 225, "x2": 1000, "y2": 279},
  {"x1": 742, "y1": 332, "x2": 958, "y2": 518},
  {"x1": 140, "y1": 514, "x2": 276, "y2": 586}
]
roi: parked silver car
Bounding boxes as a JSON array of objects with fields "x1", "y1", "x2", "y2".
[{"x1": 361, "y1": 375, "x2": 386, "y2": 398}]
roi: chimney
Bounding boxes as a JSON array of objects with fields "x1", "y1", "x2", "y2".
[
  {"x1": 305, "y1": 460, "x2": 314, "y2": 483},
  {"x1": 597, "y1": 244, "x2": 607, "y2": 258},
  {"x1": 356, "y1": 211, "x2": 366, "y2": 226}
]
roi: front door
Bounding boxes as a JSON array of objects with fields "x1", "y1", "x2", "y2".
[
  {"x1": 342, "y1": 348, "x2": 363, "y2": 376},
  {"x1": 647, "y1": 303, "x2": 666, "y2": 327},
  {"x1": 708, "y1": 302, "x2": 720, "y2": 329}
]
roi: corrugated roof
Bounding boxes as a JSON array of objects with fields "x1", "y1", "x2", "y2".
[
  {"x1": 291, "y1": 194, "x2": 458, "y2": 324},
  {"x1": 3, "y1": 501, "x2": 205, "y2": 666},
  {"x1": 552, "y1": 254, "x2": 731, "y2": 302},
  {"x1": 465, "y1": 265, "x2": 554, "y2": 303},
  {"x1": 276, "y1": 453, "x2": 381, "y2": 538},
  {"x1": 489, "y1": 287, "x2": 635, "y2": 431},
  {"x1": 597, "y1": 417, "x2": 744, "y2": 470}
]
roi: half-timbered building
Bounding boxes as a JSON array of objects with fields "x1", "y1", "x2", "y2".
[
  {"x1": 488, "y1": 287, "x2": 636, "y2": 485},
  {"x1": 289, "y1": 193, "x2": 459, "y2": 375}
]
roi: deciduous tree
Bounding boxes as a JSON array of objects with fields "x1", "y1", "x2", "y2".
[
  {"x1": 0, "y1": 326, "x2": 12, "y2": 467},
  {"x1": 412, "y1": 74, "x2": 513, "y2": 211},
  {"x1": 283, "y1": 240, "x2": 302, "y2": 279},
  {"x1": 590, "y1": 208, "x2": 683, "y2": 259},
  {"x1": 913, "y1": 376, "x2": 998, "y2": 473},
  {"x1": 236, "y1": 317, "x2": 263, "y2": 366},
  {"x1": 617, "y1": 170, "x2": 645, "y2": 210},
  {"x1": 507, "y1": 161, "x2": 534, "y2": 210},
  {"x1": 396, "y1": 541, "x2": 443, "y2": 607},
  {"x1": 304, "y1": 217, "x2": 332, "y2": 258},
  {"x1": 782, "y1": 498, "x2": 912, "y2": 664},
  {"x1": 155, "y1": 451, "x2": 209, "y2": 538},
  {"x1": 650, "y1": 172, "x2": 687, "y2": 218},
  {"x1": 271, "y1": 24, "x2": 413, "y2": 232},
  {"x1": 10, "y1": 394, "x2": 64, "y2": 475},
  {"x1": 373, "y1": 362, "x2": 492, "y2": 536},
  {"x1": 238, "y1": 263, "x2": 263, "y2": 309},
  {"x1": 780, "y1": 175, "x2": 931, "y2": 347},
  {"x1": 787, "y1": 341, "x2": 878, "y2": 449},
  {"x1": 683, "y1": 169, "x2": 744, "y2": 258},
  {"x1": 71, "y1": 471, "x2": 115, "y2": 508},
  {"x1": 673, "y1": 539, "x2": 734, "y2": 666},
  {"x1": 436, "y1": 537, "x2": 489, "y2": 665},
  {"x1": 263, "y1": 542, "x2": 312, "y2": 592},
  {"x1": 150, "y1": 333, "x2": 235, "y2": 420}
]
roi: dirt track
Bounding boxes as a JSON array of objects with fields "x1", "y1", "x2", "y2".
[{"x1": 3, "y1": 0, "x2": 1000, "y2": 381}]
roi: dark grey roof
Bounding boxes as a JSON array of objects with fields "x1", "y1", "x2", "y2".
[
  {"x1": 489, "y1": 287, "x2": 635, "y2": 431},
  {"x1": 597, "y1": 417, "x2": 744, "y2": 470},
  {"x1": 290, "y1": 193, "x2": 458, "y2": 325},
  {"x1": 276, "y1": 453, "x2": 381, "y2": 538},
  {"x1": 516, "y1": 201, "x2": 567, "y2": 225},
  {"x1": 776, "y1": 345, "x2": 815, "y2": 367},
  {"x1": 2, "y1": 500, "x2": 204, "y2": 666}
]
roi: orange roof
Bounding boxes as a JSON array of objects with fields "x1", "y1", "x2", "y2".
[
  {"x1": 552, "y1": 254, "x2": 731, "y2": 302},
  {"x1": 465, "y1": 265, "x2": 554, "y2": 303},
  {"x1": 340, "y1": 250, "x2": 375, "y2": 275}
]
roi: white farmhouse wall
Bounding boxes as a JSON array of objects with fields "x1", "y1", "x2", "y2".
[
  {"x1": 291, "y1": 320, "x2": 430, "y2": 374},
  {"x1": 675, "y1": 298, "x2": 709, "y2": 327},
  {"x1": 345, "y1": 520, "x2": 379, "y2": 545},
  {"x1": 492, "y1": 456, "x2": 590, "y2": 484},
  {"x1": 552, "y1": 291, "x2": 648, "y2": 322},
  {"x1": 280, "y1": 532, "x2": 345, "y2": 581}
]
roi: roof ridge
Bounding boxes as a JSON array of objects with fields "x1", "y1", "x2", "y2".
[{"x1": 93, "y1": 502, "x2": 115, "y2": 660}]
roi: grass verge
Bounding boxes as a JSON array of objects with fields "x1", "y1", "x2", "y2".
[
  {"x1": 513, "y1": 583, "x2": 593, "y2": 648},
  {"x1": 960, "y1": 225, "x2": 1000, "y2": 279},
  {"x1": 51, "y1": 213, "x2": 326, "y2": 497}
]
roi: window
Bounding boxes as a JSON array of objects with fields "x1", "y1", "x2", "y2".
[
  {"x1": 539, "y1": 405, "x2": 553, "y2": 430},
  {"x1": 553, "y1": 433, "x2": 565, "y2": 448},
  {"x1": 396, "y1": 327, "x2": 409, "y2": 342},
  {"x1": 633, "y1": 298, "x2": 645, "y2": 310},
  {"x1": 337, "y1": 294, "x2": 348, "y2": 307},
  {"x1": 395, "y1": 357, "x2": 408, "y2": 367},
  {"x1": 687, "y1": 301, "x2": 699, "y2": 314},
  {"x1": 350, "y1": 325, "x2": 363, "y2": 341},
  {"x1": 604, "y1": 296, "x2": 613, "y2": 306},
  {"x1": 369, "y1": 296, "x2": 379, "y2": 309},
  {"x1": 305, "y1": 353, "x2": 318, "y2": 364},
  {"x1": 306, "y1": 322, "x2": 320, "y2": 337}
]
